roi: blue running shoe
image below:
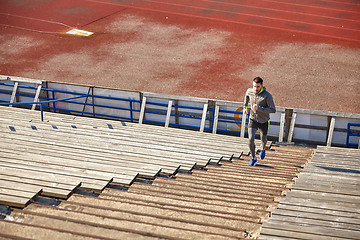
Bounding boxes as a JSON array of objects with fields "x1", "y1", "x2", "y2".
[
  {"x1": 260, "y1": 148, "x2": 266, "y2": 160},
  {"x1": 249, "y1": 158, "x2": 257, "y2": 166}
]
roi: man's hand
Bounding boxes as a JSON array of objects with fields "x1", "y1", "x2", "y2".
[
  {"x1": 244, "y1": 108, "x2": 248, "y2": 115},
  {"x1": 253, "y1": 104, "x2": 258, "y2": 112}
]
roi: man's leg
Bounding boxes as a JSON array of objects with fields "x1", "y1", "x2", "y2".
[
  {"x1": 248, "y1": 120, "x2": 258, "y2": 158},
  {"x1": 259, "y1": 121, "x2": 269, "y2": 159}
]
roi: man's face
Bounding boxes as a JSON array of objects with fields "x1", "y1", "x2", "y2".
[{"x1": 253, "y1": 82, "x2": 263, "y2": 94}]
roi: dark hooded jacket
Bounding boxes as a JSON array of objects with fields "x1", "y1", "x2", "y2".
[{"x1": 244, "y1": 86, "x2": 276, "y2": 123}]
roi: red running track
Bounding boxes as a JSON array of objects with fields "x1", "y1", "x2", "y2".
[
  {"x1": 0, "y1": 0, "x2": 359, "y2": 113},
  {"x1": 0, "y1": 0, "x2": 125, "y2": 34},
  {"x1": 0, "y1": 0, "x2": 359, "y2": 42},
  {"x1": 84, "y1": 0, "x2": 360, "y2": 42}
]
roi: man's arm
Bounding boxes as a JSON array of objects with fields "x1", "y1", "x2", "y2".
[
  {"x1": 257, "y1": 93, "x2": 276, "y2": 113},
  {"x1": 243, "y1": 89, "x2": 250, "y2": 114}
]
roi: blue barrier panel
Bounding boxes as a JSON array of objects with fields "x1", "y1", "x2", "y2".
[
  {"x1": 346, "y1": 123, "x2": 360, "y2": 148},
  {"x1": 0, "y1": 82, "x2": 246, "y2": 134}
]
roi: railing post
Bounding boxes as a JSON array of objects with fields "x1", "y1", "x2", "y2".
[
  {"x1": 287, "y1": 112, "x2": 297, "y2": 143},
  {"x1": 346, "y1": 124, "x2": 350, "y2": 148},
  {"x1": 240, "y1": 105, "x2": 247, "y2": 138},
  {"x1": 51, "y1": 90, "x2": 56, "y2": 113},
  {"x1": 174, "y1": 100, "x2": 179, "y2": 126},
  {"x1": 9, "y1": 81, "x2": 18, "y2": 107},
  {"x1": 165, "y1": 100, "x2": 173, "y2": 128},
  {"x1": 326, "y1": 116, "x2": 336, "y2": 147},
  {"x1": 199, "y1": 103, "x2": 208, "y2": 132},
  {"x1": 129, "y1": 100, "x2": 134, "y2": 123},
  {"x1": 278, "y1": 112, "x2": 286, "y2": 142},
  {"x1": 139, "y1": 96, "x2": 147, "y2": 124},
  {"x1": 212, "y1": 104, "x2": 220, "y2": 134},
  {"x1": 40, "y1": 104, "x2": 44, "y2": 121},
  {"x1": 31, "y1": 84, "x2": 42, "y2": 110}
]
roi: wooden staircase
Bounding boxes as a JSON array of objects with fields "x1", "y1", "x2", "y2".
[
  {"x1": 0, "y1": 106, "x2": 252, "y2": 208},
  {"x1": 260, "y1": 146, "x2": 360, "y2": 240}
]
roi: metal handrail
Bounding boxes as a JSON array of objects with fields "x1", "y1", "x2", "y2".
[
  {"x1": 0, "y1": 81, "x2": 247, "y2": 134},
  {"x1": 0, "y1": 95, "x2": 88, "y2": 121},
  {"x1": 346, "y1": 123, "x2": 360, "y2": 148}
]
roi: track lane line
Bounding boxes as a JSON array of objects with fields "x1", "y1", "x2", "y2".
[
  {"x1": 178, "y1": 0, "x2": 360, "y2": 22},
  {"x1": 151, "y1": 0, "x2": 360, "y2": 28},
  {"x1": 0, "y1": 12, "x2": 73, "y2": 34},
  {"x1": 259, "y1": 0, "x2": 360, "y2": 14},
  {"x1": 83, "y1": 0, "x2": 360, "y2": 42},
  {"x1": 84, "y1": 0, "x2": 360, "y2": 32}
]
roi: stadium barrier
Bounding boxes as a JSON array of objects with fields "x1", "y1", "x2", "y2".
[{"x1": 1, "y1": 75, "x2": 359, "y2": 148}]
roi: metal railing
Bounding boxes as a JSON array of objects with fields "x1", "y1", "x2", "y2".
[
  {"x1": 346, "y1": 123, "x2": 360, "y2": 148},
  {"x1": 0, "y1": 95, "x2": 89, "y2": 121},
  {"x1": 0, "y1": 82, "x2": 247, "y2": 134},
  {"x1": 0, "y1": 82, "x2": 141, "y2": 122},
  {"x1": 3, "y1": 78, "x2": 360, "y2": 147}
]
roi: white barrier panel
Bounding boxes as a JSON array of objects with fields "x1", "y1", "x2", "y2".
[
  {"x1": 93, "y1": 87, "x2": 139, "y2": 121},
  {"x1": 1, "y1": 76, "x2": 360, "y2": 147},
  {"x1": 177, "y1": 100, "x2": 206, "y2": 128},
  {"x1": 0, "y1": 78, "x2": 42, "y2": 107},
  {"x1": 293, "y1": 114, "x2": 328, "y2": 144},
  {"x1": 47, "y1": 82, "x2": 90, "y2": 113},
  {"x1": 333, "y1": 117, "x2": 360, "y2": 146}
]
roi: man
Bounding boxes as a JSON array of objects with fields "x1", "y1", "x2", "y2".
[{"x1": 243, "y1": 77, "x2": 276, "y2": 166}]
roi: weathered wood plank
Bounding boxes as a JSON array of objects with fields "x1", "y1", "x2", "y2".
[
  {"x1": 0, "y1": 150, "x2": 159, "y2": 180},
  {"x1": 271, "y1": 208, "x2": 360, "y2": 225},
  {"x1": 0, "y1": 187, "x2": 41, "y2": 200},
  {"x1": 0, "y1": 128, "x2": 204, "y2": 168},
  {"x1": 0, "y1": 137, "x2": 188, "y2": 174},
  {"x1": 0, "y1": 156, "x2": 118, "y2": 183},
  {"x1": 0, "y1": 159, "x2": 109, "y2": 194},
  {"x1": 0, "y1": 178, "x2": 71, "y2": 199},
  {"x1": 296, "y1": 172, "x2": 359, "y2": 185},
  {"x1": 285, "y1": 189, "x2": 360, "y2": 204},
  {"x1": 259, "y1": 223, "x2": 353, "y2": 240},
  {"x1": 0, "y1": 156, "x2": 135, "y2": 190},
  {"x1": 0, "y1": 219, "x2": 101, "y2": 240},
  {"x1": 261, "y1": 146, "x2": 360, "y2": 240},
  {"x1": 1, "y1": 116, "x2": 244, "y2": 159},
  {"x1": 292, "y1": 181, "x2": 360, "y2": 196},
  {"x1": 268, "y1": 214, "x2": 359, "y2": 232},
  {"x1": 0, "y1": 106, "x2": 250, "y2": 156},
  {"x1": 279, "y1": 197, "x2": 360, "y2": 213},
  {"x1": 0, "y1": 123, "x2": 212, "y2": 167},
  {"x1": 0, "y1": 105, "x2": 245, "y2": 144},
  {"x1": 274, "y1": 203, "x2": 359, "y2": 219},
  {"x1": 0, "y1": 194, "x2": 33, "y2": 208},
  {"x1": 261, "y1": 221, "x2": 360, "y2": 240}
]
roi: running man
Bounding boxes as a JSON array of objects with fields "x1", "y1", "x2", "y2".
[{"x1": 243, "y1": 77, "x2": 276, "y2": 166}]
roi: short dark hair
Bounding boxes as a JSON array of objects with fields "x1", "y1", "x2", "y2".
[{"x1": 253, "y1": 77, "x2": 263, "y2": 84}]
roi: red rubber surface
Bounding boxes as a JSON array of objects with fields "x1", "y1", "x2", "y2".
[
  {"x1": 0, "y1": 0, "x2": 124, "y2": 33},
  {"x1": 0, "y1": 0, "x2": 359, "y2": 113},
  {"x1": 86, "y1": 0, "x2": 360, "y2": 42}
]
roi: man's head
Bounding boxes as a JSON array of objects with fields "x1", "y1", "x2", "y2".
[{"x1": 253, "y1": 77, "x2": 263, "y2": 94}]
